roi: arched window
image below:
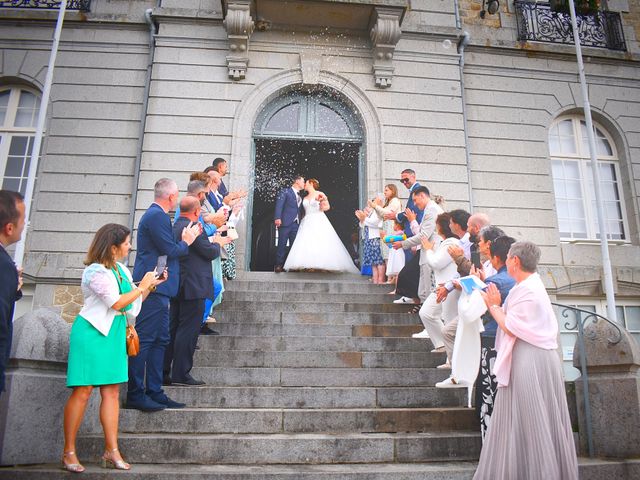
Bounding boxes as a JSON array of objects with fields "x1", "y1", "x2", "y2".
[
  {"x1": 549, "y1": 116, "x2": 627, "y2": 241},
  {"x1": 0, "y1": 86, "x2": 41, "y2": 195}
]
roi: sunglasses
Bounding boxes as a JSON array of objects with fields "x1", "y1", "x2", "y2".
[{"x1": 400, "y1": 178, "x2": 411, "y2": 183}]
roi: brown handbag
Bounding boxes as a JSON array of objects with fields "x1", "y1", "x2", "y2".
[
  {"x1": 126, "y1": 322, "x2": 140, "y2": 356},
  {"x1": 113, "y1": 267, "x2": 140, "y2": 357}
]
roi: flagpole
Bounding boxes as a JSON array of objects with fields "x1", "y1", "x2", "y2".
[
  {"x1": 13, "y1": 0, "x2": 67, "y2": 269},
  {"x1": 567, "y1": 0, "x2": 617, "y2": 322}
]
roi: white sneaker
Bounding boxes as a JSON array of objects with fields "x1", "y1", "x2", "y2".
[
  {"x1": 436, "y1": 377, "x2": 468, "y2": 388},
  {"x1": 412, "y1": 329, "x2": 430, "y2": 339},
  {"x1": 393, "y1": 296, "x2": 414, "y2": 304},
  {"x1": 436, "y1": 362, "x2": 451, "y2": 370},
  {"x1": 430, "y1": 346, "x2": 445, "y2": 353}
]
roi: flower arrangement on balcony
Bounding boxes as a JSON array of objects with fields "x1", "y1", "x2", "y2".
[{"x1": 550, "y1": 0, "x2": 601, "y2": 14}]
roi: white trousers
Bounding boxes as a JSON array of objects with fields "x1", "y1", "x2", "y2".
[{"x1": 418, "y1": 293, "x2": 444, "y2": 348}]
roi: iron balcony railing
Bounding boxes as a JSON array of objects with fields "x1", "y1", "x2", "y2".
[
  {"x1": 0, "y1": 0, "x2": 91, "y2": 11},
  {"x1": 515, "y1": 0, "x2": 626, "y2": 51}
]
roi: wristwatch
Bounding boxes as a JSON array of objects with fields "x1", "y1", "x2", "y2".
[{"x1": 148, "y1": 285, "x2": 157, "y2": 293}]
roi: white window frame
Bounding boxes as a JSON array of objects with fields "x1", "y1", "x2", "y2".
[
  {"x1": 549, "y1": 115, "x2": 629, "y2": 243},
  {"x1": 0, "y1": 86, "x2": 42, "y2": 195}
]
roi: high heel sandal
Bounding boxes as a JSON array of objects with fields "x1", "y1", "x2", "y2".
[
  {"x1": 61, "y1": 451, "x2": 85, "y2": 473},
  {"x1": 101, "y1": 448, "x2": 131, "y2": 470}
]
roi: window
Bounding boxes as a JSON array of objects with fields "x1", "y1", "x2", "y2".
[
  {"x1": 549, "y1": 116, "x2": 627, "y2": 241},
  {"x1": 0, "y1": 87, "x2": 41, "y2": 195}
]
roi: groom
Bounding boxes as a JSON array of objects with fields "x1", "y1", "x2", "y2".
[{"x1": 273, "y1": 175, "x2": 305, "y2": 273}]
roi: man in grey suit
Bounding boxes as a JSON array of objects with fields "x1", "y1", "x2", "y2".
[{"x1": 391, "y1": 186, "x2": 443, "y2": 303}]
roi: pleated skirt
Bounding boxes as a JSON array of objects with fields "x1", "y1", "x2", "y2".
[{"x1": 473, "y1": 340, "x2": 579, "y2": 480}]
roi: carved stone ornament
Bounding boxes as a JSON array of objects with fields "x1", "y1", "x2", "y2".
[
  {"x1": 299, "y1": 52, "x2": 323, "y2": 85},
  {"x1": 370, "y1": 7, "x2": 402, "y2": 89},
  {"x1": 223, "y1": 0, "x2": 255, "y2": 80}
]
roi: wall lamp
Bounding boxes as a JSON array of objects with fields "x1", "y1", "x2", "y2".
[{"x1": 480, "y1": 0, "x2": 500, "y2": 18}]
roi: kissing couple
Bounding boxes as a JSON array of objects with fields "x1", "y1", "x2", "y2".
[{"x1": 273, "y1": 175, "x2": 358, "y2": 274}]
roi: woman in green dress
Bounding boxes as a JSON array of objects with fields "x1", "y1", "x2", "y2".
[{"x1": 62, "y1": 223, "x2": 166, "y2": 473}]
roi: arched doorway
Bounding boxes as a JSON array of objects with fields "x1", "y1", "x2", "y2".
[{"x1": 249, "y1": 88, "x2": 364, "y2": 271}]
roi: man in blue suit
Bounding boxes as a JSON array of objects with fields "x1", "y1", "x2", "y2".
[
  {"x1": 127, "y1": 178, "x2": 200, "y2": 412},
  {"x1": 164, "y1": 196, "x2": 230, "y2": 385},
  {"x1": 385, "y1": 169, "x2": 424, "y2": 262},
  {"x1": 0, "y1": 190, "x2": 25, "y2": 398},
  {"x1": 273, "y1": 175, "x2": 305, "y2": 272}
]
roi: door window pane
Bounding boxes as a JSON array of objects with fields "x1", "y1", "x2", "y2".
[
  {"x1": 264, "y1": 103, "x2": 300, "y2": 133},
  {"x1": 316, "y1": 103, "x2": 350, "y2": 137}
]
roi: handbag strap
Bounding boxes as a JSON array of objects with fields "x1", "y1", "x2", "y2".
[{"x1": 111, "y1": 264, "x2": 133, "y2": 318}]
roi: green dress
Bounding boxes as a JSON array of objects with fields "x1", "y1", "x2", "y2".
[{"x1": 66, "y1": 264, "x2": 132, "y2": 387}]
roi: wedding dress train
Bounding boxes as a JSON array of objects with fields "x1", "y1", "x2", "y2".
[{"x1": 284, "y1": 198, "x2": 359, "y2": 273}]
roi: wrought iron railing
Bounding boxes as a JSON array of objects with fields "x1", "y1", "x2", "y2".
[
  {"x1": 553, "y1": 302, "x2": 623, "y2": 458},
  {"x1": 0, "y1": 0, "x2": 91, "y2": 10},
  {"x1": 515, "y1": 0, "x2": 626, "y2": 51}
]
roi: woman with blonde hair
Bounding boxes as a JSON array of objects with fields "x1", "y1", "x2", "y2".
[
  {"x1": 62, "y1": 223, "x2": 166, "y2": 473},
  {"x1": 371, "y1": 184, "x2": 402, "y2": 264}
]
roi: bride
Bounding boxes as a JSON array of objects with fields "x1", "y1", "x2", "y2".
[{"x1": 284, "y1": 178, "x2": 359, "y2": 273}]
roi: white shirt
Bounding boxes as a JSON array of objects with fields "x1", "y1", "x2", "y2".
[
  {"x1": 460, "y1": 232, "x2": 472, "y2": 260},
  {"x1": 77, "y1": 262, "x2": 141, "y2": 336}
]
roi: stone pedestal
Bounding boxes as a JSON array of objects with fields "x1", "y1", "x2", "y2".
[
  {"x1": 0, "y1": 309, "x2": 92, "y2": 465},
  {"x1": 573, "y1": 318, "x2": 640, "y2": 458}
]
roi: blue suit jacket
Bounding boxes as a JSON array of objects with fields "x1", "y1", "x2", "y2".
[
  {"x1": 0, "y1": 246, "x2": 21, "y2": 392},
  {"x1": 396, "y1": 182, "x2": 425, "y2": 238},
  {"x1": 173, "y1": 216, "x2": 221, "y2": 301},
  {"x1": 274, "y1": 187, "x2": 302, "y2": 227},
  {"x1": 133, "y1": 203, "x2": 189, "y2": 298}
]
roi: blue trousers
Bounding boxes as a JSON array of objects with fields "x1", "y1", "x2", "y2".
[
  {"x1": 275, "y1": 221, "x2": 299, "y2": 266},
  {"x1": 127, "y1": 293, "x2": 170, "y2": 403}
]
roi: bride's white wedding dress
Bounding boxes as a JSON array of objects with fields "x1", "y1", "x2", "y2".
[{"x1": 284, "y1": 197, "x2": 359, "y2": 273}]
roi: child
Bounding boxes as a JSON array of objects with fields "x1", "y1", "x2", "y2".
[{"x1": 385, "y1": 220, "x2": 405, "y2": 287}]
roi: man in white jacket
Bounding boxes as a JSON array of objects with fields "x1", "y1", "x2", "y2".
[{"x1": 391, "y1": 186, "x2": 443, "y2": 304}]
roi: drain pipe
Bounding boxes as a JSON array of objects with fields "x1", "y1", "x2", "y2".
[
  {"x1": 457, "y1": 31, "x2": 474, "y2": 213},
  {"x1": 127, "y1": 7, "x2": 158, "y2": 264}
]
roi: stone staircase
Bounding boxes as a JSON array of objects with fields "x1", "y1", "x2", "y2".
[{"x1": 2, "y1": 272, "x2": 638, "y2": 479}]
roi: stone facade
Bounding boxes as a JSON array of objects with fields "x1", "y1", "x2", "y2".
[{"x1": 0, "y1": 0, "x2": 638, "y2": 310}]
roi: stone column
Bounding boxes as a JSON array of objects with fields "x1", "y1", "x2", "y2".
[{"x1": 573, "y1": 318, "x2": 640, "y2": 457}]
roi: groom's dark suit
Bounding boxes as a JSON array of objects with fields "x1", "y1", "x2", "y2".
[{"x1": 274, "y1": 186, "x2": 304, "y2": 267}]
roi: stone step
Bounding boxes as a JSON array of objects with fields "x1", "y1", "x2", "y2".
[
  {"x1": 206, "y1": 323, "x2": 423, "y2": 338},
  {"x1": 3, "y1": 459, "x2": 637, "y2": 480},
  {"x1": 217, "y1": 301, "x2": 413, "y2": 314},
  {"x1": 233, "y1": 271, "x2": 372, "y2": 283},
  {"x1": 161, "y1": 386, "x2": 467, "y2": 409},
  {"x1": 197, "y1": 335, "x2": 434, "y2": 353},
  {"x1": 75, "y1": 432, "x2": 482, "y2": 465},
  {"x1": 187, "y1": 367, "x2": 450, "y2": 387},
  {"x1": 225, "y1": 280, "x2": 393, "y2": 294},
  {"x1": 193, "y1": 349, "x2": 444, "y2": 368},
  {"x1": 221, "y1": 291, "x2": 397, "y2": 304},
  {"x1": 213, "y1": 311, "x2": 419, "y2": 326},
  {"x1": 85, "y1": 407, "x2": 477, "y2": 435}
]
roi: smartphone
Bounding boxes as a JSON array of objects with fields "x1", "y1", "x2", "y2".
[{"x1": 155, "y1": 255, "x2": 167, "y2": 278}]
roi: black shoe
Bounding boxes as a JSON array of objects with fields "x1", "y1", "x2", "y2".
[
  {"x1": 274, "y1": 265, "x2": 283, "y2": 273},
  {"x1": 172, "y1": 376, "x2": 206, "y2": 386},
  {"x1": 200, "y1": 325, "x2": 220, "y2": 336},
  {"x1": 150, "y1": 395, "x2": 186, "y2": 409},
  {"x1": 162, "y1": 375, "x2": 172, "y2": 386},
  {"x1": 125, "y1": 397, "x2": 167, "y2": 412}
]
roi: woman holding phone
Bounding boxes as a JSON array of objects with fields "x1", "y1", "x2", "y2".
[{"x1": 61, "y1": 223, "x2": 166, "y2": 473}]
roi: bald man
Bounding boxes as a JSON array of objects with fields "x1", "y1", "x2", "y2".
[{"x1": 164, "y1": 196, "x2": 230, "y2": 386}]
